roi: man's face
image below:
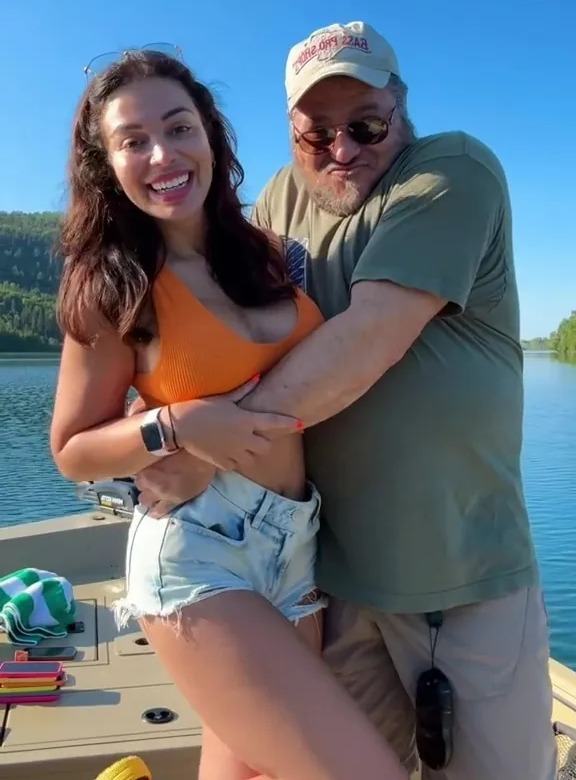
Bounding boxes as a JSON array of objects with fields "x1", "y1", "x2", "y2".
[{"x1": 291, "y1": 76, "x2": 404, "y2": 216}]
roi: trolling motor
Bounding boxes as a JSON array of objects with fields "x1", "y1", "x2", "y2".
[{"x1": 76, "y1": 478, "x2": 140, "y2": 519}]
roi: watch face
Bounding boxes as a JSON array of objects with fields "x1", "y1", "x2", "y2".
[{"x1": 141, "y1": 422, "x2": 164, "y2": 452}]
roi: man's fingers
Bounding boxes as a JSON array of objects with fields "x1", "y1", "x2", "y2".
[
  {"x1": 148, "y1": 500, "x2": 177, "y2": 519},
  {"x1": 135, "y1": 460, "x2": 171, "y2": 491},
  {"x1": 246, "y1": 435, "x2": 271, "y2": 456},
  {"x1": 134, "y1": 473, "x2": 156, "y2": 492},
  {"x1": 126, "y1": 394, "x2": 147, "y2": 417},
  {"x1": 251, "y1": 412, "x2": 303, "y2": 435},
  {"x1": 138, "y1": 487, "x2": 160, "y2": 506},
  {"x1": 219, "y1": 375, "x2": 261, "y2": 403}
]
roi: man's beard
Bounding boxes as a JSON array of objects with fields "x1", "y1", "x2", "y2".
[{"x1": 309, "y1": 176, "x2": 365, "y2": 217}]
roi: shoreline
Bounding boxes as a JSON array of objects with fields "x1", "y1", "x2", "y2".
[{"x1": 0, "y1": 351, "x2": 61, "y2": 359}]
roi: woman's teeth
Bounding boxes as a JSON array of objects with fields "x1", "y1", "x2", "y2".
[{"x1": 150, "y1": 173, "x2": 191, "y2": 192}]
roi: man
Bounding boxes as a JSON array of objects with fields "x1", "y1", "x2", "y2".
[{"x1": 135, "y1": 20, "x2": 556, "y2": 779}]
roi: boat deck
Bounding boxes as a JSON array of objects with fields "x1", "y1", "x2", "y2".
[
  {"x1": 0, "y1": 509, "x2": 575, "y2": 779},
  {"x1": 0, "y1": 511, "x2": 202, "y2": 779},
  {"x1": 0, "y1": 579, "x2": 205, "y2": 779}
]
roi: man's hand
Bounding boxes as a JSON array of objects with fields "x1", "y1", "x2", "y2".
[
  {"x1": 126, "y1": 378, "x2": 272, "y2": 517},
  {"x1": 135, "y1": 450, "x2": 216, "y2": 518}
]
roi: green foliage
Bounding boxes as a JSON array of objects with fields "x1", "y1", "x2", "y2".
[
  {"x1": 1, "y1": 209, "x2": 575, "y2": 358},
  {"x1": 0, "y1": 211, "x2": 62, "y2": 351},
  {"x1": 521, "y1": 336, "x2": 553, "y2": 351},
  {"x1": 0, "y1": 211, "x2": 62, "y2": 294},
  {"x1": 550, "y1": 311, "x2": 576, "y2": 360},
  {"x1": 0, "y1": 282, "x2": 61, "y2": 351}
]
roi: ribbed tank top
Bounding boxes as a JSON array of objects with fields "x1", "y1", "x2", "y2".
[{"x1": 133, "y1": 266, "x2": 325, "y2": 408}]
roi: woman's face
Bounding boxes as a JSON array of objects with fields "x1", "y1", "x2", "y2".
[{"x1": 101, "y1": 77, "x2": 213, "y2": 223}]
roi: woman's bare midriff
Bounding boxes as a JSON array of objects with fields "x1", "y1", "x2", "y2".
[{"x1": 235, "y1": 434, "x2": 307, "y2": 501}]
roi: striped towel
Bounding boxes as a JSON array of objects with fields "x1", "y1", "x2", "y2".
[{"x1": 0, "y1": 568, "x2": 76, "y2": 647}]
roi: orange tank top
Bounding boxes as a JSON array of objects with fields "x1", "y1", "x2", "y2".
[{"x1": 133, "y1": 266, "x2": 325, "y2": 408}]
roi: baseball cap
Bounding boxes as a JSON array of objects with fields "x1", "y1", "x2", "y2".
[{"x1": 285, "y1": 21, "x2": 401, "y2": 111}]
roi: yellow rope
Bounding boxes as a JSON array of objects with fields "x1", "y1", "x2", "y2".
[{"x1": 95, "y1": 755, "x2": 152, "y2": 780}]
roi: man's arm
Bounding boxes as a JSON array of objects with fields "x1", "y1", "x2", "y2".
[
  {"x1": 241, "y1": 152, "x2": 505, "y2": 426},
  {"x1": 240, "y1": 280, "x2": 444, "y2": 426}
]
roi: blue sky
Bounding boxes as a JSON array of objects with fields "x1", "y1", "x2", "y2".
[{"x1": 1, "y1": 0, "x2": 574, "y2": 338}]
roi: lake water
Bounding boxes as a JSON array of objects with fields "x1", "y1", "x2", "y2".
[{"x1": 1, "y1": 353, "x2": 575, "y2": 668}]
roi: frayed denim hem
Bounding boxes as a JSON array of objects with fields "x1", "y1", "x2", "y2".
[
  {"x1": 283, "y1": 588, "x2": 329, "y2": 624},
  {"x1": 111, "y1": 584, "x2": 255, "y2": 634},
  {"x1": 112, "y1": 585, "x2": 328, "y2": 634}
]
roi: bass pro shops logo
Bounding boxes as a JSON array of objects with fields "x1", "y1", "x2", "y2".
[{"x1": 292, "y1": 32, "x2": 371, "y2": 75}]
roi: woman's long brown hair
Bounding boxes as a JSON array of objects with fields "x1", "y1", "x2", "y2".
[{"x1": 57, "y1": 50, "x2": 294, "y2": 345}]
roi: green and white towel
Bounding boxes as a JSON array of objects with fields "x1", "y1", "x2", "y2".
[{"x1": 0, "y1": 568, "x2": 76, "y2": 647}]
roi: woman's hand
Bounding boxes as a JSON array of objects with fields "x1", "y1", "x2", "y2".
[{"x1": 171, "y1": 380, "x2": 302, "y2": 470}]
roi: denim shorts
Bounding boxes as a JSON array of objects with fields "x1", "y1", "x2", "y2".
[{"x1": 113, "y1": 470, "x2": 326, "y2": 627}]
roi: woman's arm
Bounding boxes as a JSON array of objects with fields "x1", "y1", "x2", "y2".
[
  {"x1": 50, "y1": 328, "x2": 177, "y2": 482},
  {"x1": 51, "y1": 328, "x2": 300, "y2": 483}
]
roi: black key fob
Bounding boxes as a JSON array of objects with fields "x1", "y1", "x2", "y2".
[{"x1": 415, "y1": 667, "x2": 454, "y2": 770}]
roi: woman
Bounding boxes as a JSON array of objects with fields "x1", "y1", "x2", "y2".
[{"x1": 50, "y1": 49, "x2": 407, "y2": 780}]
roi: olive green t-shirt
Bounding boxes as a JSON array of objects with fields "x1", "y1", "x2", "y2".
[{"x1": 252, "y1": 131, "x2": 538, "y2": 613}]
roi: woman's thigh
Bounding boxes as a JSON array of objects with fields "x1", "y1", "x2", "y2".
[
  {"x1": 142, "y1": 591, "x2": 407, "y2": 780},
  {"x1": 199, "y1": 608, "x2": 325, "y2": 780},
  {"x1": 200, "y1": 727, "x2": 259, "y2": 780}
]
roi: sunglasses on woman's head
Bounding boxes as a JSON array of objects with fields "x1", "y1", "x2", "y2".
[
  {"x1": 294, "y1": 104, "x2": 397, "y2": 155},
  {"x1": 83, "y1": 43, "x2": 184, "y2": 81}
]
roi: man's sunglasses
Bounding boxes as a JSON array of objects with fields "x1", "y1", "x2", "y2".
[
  {"x1": 294, "y1": 105, "x2": 397, "y2": 155},
  {"x1": 83, "y1": 43, "x2": 183, "y2": 81}
]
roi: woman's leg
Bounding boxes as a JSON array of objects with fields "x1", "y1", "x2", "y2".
[
  {"x1": 198, "y1": 607, "x2": 324, "y2": 780},
  {"x1": 200, "y1": 727, "x2": 259, "y2": 780},
  {"x1": 143, "y1": 591, "x2": 408, "y2": 780}
]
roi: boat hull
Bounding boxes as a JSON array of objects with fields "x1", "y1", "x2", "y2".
[{"x1": 0, "y1": 511, "x2": 573, "y2": 779}]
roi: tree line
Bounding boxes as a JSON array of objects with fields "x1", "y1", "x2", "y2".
[
  {"x1": 520, "y1": 336, "x2": 553, "y2": 351},
  {"x1": 550, "y1": 312, "x2": 576, "y2": 360},
  {"x1": 0, "y1": 211, "x2": 61, "y2": 294},
  {"x1": 0, "y1": 282, "x2": 61, "y2": 351},
  {"x1": 1, "y1": 210, "x2": 575, "y2": 358},
  {"x1": 520, "y1": 314, "x2": 576, "y2": 358},
  {"x1": 0, "y1": 212, "x2": 61, "y2": 351}
]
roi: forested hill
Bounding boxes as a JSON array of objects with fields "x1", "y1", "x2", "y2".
[
  {"x1": 551, "y1": 311, "x2": 576, "y2": 360},
  {"x1": 1, "y1": 210, "x2": 575, "y2": 358},
  {"x1": 0, "y1": 211, "x2": 62, "y2": 351},
  {"x1": 520, "y1": 316, "x2": 576, "y2": 360}
]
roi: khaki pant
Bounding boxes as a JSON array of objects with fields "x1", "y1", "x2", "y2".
[{"x1": 323, "y1": 586, "x2": 557, "y2": 779}]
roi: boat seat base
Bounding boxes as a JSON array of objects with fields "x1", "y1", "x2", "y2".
[{"x1": 0, "y1": 577, "x2": 202, "y2": 780}]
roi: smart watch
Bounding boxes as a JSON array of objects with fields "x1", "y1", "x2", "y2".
[{"x1": 140, "y1": 407, "x2": 178, "y2": 457}]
